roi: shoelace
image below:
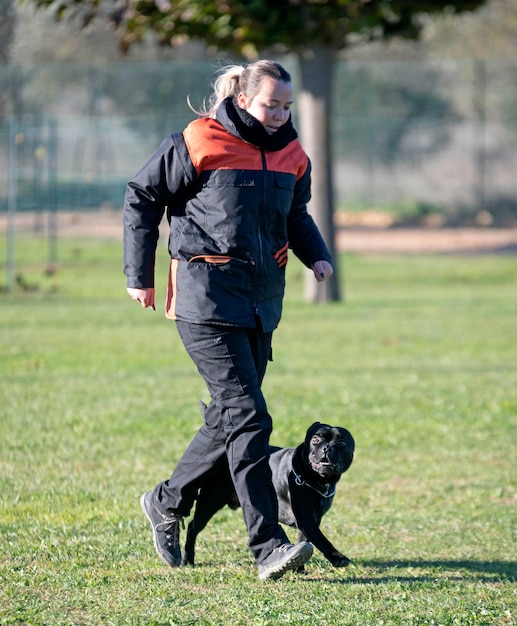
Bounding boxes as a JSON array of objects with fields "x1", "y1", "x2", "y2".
[
  {"x1": 273, "y1": 544, "x2": 293, "y2": 554},
  {"x1": 155, "y1": 515, "x2": 184, "y2": 545}
]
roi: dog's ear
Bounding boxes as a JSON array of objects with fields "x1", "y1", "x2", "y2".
[
  {"x1": 338, "y1": 427, "x2": 355, "y2": 452},
  {"x1": 307, "y1": 422, "x2": 322, "y2": 439},
  {"x1": 303, "y1": 423, "x2": 324, "y2": 455}
]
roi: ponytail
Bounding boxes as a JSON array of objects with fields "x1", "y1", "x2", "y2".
[
  {"x1": 189, "y1": 60, "x2": 291, "y2": 118},
  {"x1": 189, "y1": 64, "x2": 245, "y2": 118}
]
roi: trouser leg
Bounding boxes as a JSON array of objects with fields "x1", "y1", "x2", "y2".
[
  {"x1": 155, "y1": 321, "x2": 288, "y2": 563},
  {"x1": 155, "y1": 399, "x2": 228, "y2": 517}
]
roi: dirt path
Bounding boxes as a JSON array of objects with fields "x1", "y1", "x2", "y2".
[
  {"x1": 336, "y1": 227, "x2": 517, "y2": 254},
  {"x1": 2, "y1": 210, "x2": 517, "y2": 254}
]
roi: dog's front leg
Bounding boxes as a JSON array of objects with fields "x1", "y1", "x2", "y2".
[
  {"x1": 291, "y1": 492, "x2": 351, "y2": 568},
  {"x1": 297, "y1": 516, "x2": 350, "y2": 567},
  {"x1": 292, "y1": 523, "x2": 349, "y2": 571}
]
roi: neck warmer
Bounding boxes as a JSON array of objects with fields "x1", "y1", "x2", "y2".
[{"x1": 216, "y1": 96, "x2": 298, "y2": 152}]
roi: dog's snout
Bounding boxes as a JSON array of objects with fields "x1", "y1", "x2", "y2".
[{"x1": 321, "y1": 444, "x2": 334, "y2": 463}]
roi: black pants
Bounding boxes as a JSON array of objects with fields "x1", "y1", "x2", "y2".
[{"x1": 154, "y1": 321, "x2": 289, "y2": 564}]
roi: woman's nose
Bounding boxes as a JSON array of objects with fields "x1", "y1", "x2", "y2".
[{"x1": 274, "y1": 108, "x2": 288, "y2": 121}]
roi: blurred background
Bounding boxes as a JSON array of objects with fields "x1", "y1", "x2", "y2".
[{"x1": 1, "y1": 0, "x2": 517, "y2": 279}]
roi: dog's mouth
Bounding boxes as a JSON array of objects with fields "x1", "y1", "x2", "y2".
[{"x1": 310, "y1": 458, "x2": 338, "y2": 475}]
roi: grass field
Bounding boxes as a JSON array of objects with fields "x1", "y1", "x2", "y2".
[{"x1": 1, "y1": 234, "x2": 516, "y2": 625}]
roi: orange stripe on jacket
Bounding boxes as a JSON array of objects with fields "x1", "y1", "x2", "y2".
[
  {"x1": 165, "y1": 259, "x2": 178, "y2": 320},
  {"x1": 273, "y1": 241, "x2": 289, "y2": 268},
  {"x1": 183, "y1": 118, "x2": 308, "y2": 180}
]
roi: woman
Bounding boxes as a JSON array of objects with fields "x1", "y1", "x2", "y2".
[{"x1": 124, "y1": 60, "x2": 333, "y2": 581}]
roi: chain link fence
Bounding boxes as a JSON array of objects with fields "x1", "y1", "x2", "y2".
[
  {"x1": 332, "y1": 57, "x2": 517, "y2": 224},
  {"x1": 2, "y1": 58, "x2": 517, "y2": 219},
  {"x1": 2, "y1": 57, "x2": 517, "y2": 262}
]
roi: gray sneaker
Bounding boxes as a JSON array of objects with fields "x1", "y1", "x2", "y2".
[
  {"x1": 140, "y1": 491, "x2": 184, "y2": 567},
  {"x1": 258, "y1": 542, "x2": 314, "y2": 581}
]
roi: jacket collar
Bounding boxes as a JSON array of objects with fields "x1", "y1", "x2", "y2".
[{"x1": 216, "y1": 97, "x2": 298, "y2": 152}]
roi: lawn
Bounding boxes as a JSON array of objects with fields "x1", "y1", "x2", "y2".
[{"x1": 1, "y1": 234, "x2": 516, "y2": 625}]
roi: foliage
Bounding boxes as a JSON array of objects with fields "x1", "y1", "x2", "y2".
[
  {"x1": 25, "y1": 0, "x2": 489, "y2": 57},
  {"x1": 20, "y1": 0, "x2": 491, "y2": 305},
  {"x1": 1, "y1": 233, "x2": 516, "y2": 624}
]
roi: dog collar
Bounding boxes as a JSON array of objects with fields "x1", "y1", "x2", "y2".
[{"x1": 291, "y1": 468, "x2": 336, "y2": 499}]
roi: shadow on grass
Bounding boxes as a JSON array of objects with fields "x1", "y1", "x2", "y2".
[{"x1": 312, "y1": 559, "x2": 517, "y2": 584}]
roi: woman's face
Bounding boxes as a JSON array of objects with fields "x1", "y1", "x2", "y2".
[{"x1": 237, "y1": 77, "x2": 293, "y2": 135}]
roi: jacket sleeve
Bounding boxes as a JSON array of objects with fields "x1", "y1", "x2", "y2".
[
  {"x1": 123, "y1": 132, "x2": 197, "y2": 288},
  {"x1": 287, "y1": 160, "x2": 332, "y2": 269}
]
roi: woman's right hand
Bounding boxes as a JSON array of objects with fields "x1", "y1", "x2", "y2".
[{"x1": 127, "y1": 287, "x2": 155, "y2": 310}]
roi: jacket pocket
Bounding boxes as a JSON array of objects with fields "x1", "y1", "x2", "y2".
[
  {"x1": 175, "y1": 256, "x2": 256, "y2": 325},
  {"x1": 188, "y1": 255, "x2": 232, "y2": 265}
]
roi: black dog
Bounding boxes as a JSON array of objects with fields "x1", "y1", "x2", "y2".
[{"x1": 182, "y1": 421, "x2": 355, "y2": 568}]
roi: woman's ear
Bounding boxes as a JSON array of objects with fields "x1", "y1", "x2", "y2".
[{"x1": 236, "y1": 92, "x2": 248, "y2": 109}]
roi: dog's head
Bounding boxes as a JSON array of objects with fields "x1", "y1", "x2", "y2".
[{"x1": 302, "y1": 422, "x2": 355, "y2": 481}]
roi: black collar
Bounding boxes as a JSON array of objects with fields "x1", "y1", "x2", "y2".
[{"x1": 291, "y1": 467, "x2": 337, "y2": 499}]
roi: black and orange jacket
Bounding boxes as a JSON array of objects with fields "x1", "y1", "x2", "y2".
[{"x1": 124, "y1": 97, "x2": 331, "y2": 332}]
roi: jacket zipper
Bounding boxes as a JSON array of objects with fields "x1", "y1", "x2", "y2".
[{"x1": 253, "y1": 149, "x2": 269, "y2": 318}]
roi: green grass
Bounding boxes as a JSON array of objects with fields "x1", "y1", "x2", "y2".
[{"x1": 1, "y1": 235, "x2": 516, "y2": 625}]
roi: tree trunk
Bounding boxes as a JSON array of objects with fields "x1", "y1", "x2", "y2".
[
  {"x1": 0, "y1": 0, "x2": 15, "y2": 65},
  {"x1": 297, "y1": 45, "x2": 341, "y2": 302}
]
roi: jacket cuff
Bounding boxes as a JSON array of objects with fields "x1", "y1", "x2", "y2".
[{"x1": 126, "y1": 276, "x2": 154, "y2": 289}]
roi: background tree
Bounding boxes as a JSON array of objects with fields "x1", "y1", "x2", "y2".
[
  {"x1": 0, "y1": 0, "x2": 17, "y2": 115},
  {"x1": 0, "y1": 0, "x2": 15, "y2": 64},
  {"x1": 27, "y1": 0, "x2": 489, "y2": 301}
]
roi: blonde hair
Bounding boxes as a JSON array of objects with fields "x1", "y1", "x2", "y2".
[{"x1": 190, "y1": 60, "x2": 292, "y2": 118}]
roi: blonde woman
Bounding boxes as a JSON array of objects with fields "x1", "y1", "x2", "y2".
[{"x1": 124, "y1": 60, "x2": 333, "y2": 580}]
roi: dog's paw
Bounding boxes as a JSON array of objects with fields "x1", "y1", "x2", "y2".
[
  {"x1": 329, "y1": 552, "x2": 351, "y2": 567},
  {"x1": 181, "y1": 555, "x2": 195, "y2": 566}
]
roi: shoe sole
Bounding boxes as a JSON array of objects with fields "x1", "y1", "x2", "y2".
[
  {"x1": 258, "y1": 542, "x2": 314, "y2": 581},
  {"x1": 140, "y1": 492, "x2": 181, "y2": 567}
]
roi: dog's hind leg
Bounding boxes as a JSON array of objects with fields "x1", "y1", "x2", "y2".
[
  {"x1": 183, "y1": 519, "x2": 199, "y2": 566},
  {"x1": 183, "y1": 515, "x2": 206, "y2": 566},
  {"x1": 182, "y1": 466, "x2": 239, "y2": 566}
]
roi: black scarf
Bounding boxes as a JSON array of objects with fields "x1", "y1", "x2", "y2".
[{"x1": 216, "y1": 96, "x2": 298, "y2": 152}]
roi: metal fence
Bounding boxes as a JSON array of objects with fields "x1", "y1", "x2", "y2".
[{"x1": 1, "y1": 57, "x2": 517, "y2": 222}]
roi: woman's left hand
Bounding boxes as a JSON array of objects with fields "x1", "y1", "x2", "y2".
[{"x1": 312, "y1": 260, "x2": 334, "y2": 282}]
